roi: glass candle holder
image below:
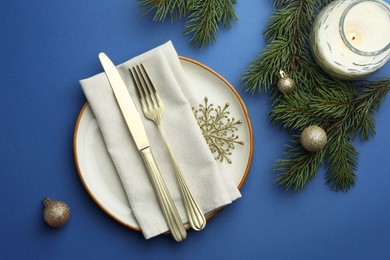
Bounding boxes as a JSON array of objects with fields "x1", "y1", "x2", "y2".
[{"x1": 311, "y1": 0, "x2": 390, "y2": 80}]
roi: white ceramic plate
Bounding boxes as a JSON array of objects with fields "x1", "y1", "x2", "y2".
[{"x1": 73, "y1": 57, "x2": 253, "y2": 231}]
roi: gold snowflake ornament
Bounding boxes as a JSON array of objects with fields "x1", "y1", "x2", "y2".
[{"x1": 193, "y1": 97, "x2": 244, "y2": 164}]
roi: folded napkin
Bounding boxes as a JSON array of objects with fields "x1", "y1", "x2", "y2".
[{"x1": 80, "y1": 41, "x2": 241, "y2": 239}]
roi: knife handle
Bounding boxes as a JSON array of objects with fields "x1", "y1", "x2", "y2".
[{"x1": 140, "y1": 147, "x2": 187, "y2": 242}]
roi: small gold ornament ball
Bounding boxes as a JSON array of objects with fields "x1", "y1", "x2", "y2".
[
  {"x1": 300, "y1": 125, "x2": 327, "y2": 152},
  {"x1": 277, "y1": 70, "x2": 295, "y2": 94},
  {"x1": 43, "y1": 198, "x2": 71, "y2": 228}
]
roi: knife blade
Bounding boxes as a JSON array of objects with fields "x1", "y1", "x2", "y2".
[{"x1": 98, "y1": 52, "x2": 187, "y2": 242}]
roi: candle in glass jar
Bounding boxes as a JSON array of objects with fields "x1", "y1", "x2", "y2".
[{"x1": 311, "y1": 0, "x2": 390, "y2": 80}]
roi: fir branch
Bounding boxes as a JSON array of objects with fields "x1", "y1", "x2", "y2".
[
  {"x1": 270, "y1": 90, "x2": 321, "y2": 130},
  {"x1": 185, "y1": 0, "x2": 238, "y2": 48},
  {"x1": 220, "y1": 0, "x2": 238, "y2": 28},
  {"x1": 241, "y1": 0, "x2": 318, "y2": 93},
  {"x1": 350, "y1": 79, "x2": 390, "y2": 139},
  {"x1": 242, "y1": 0, "x2": 332, "y2": 93},
  {"x1": 138, "y1": 0, "x2": 187, "y2": 22},
  {"x1": 137, "y1": 0, "x2": 238, "y2": 48},
  {"x1": 241, "y1": 38, "x2": 291, "y2": 94},
  {"x1": 272, "y1": 78, "x2": 389, "y2": 191},
  {"x1": 274, "y1": 136, "x2": 325, "y2": 191},
  {"x1": 309, "y1": 89, "x2": 351, "y2": 122},
  {"x1": 185, "y1": 0, "x2": 220, "y2": 48},
  {"x1": 324, "y1": 131, "x2": 357, "y2": 191},
  {"x1": 242, "y1": 0, "x2": 390, "y2": 191}
]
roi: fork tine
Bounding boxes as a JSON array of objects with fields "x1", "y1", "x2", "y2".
[
  {"x1": 129, "y1": 66, "x2": 144, "y2": 100},
  {"x1": 131, "y1": 65, "x2": 154, "y2": 110},
  {"x1": 137, "y1": 65, "x2": 155, "y2": 110},
  {"x1": 138, "y1": 64, "x2": 161, "y2": 108},
  {"x1": 139, "y1": 64, "x2": 155, "y2": 93}
]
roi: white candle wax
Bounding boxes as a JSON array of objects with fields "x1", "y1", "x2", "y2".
[{"x1": 311, "y1": 0, "x2": 390, "y2": 79}]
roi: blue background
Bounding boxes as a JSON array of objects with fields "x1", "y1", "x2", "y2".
[{"x1": 1, "y1": 1, "x2": 389, "y2": 259}]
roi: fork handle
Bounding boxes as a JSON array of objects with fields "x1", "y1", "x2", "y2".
[
  {"x1": 158, "y1": 125, "x2": 207, "y2": 231},
  {"x1": 140, "y1": 147, "x2": 187, "y2": 242}
]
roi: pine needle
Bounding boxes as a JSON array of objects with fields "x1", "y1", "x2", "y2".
[
  {"x1": 138, "y1": 0, "x2": 187, "y2": 22},
  {"x1": 274, "y1": 136, "x2": 325, "y2": 191},
  {"x1": 137, "y1": 0, "x2": 238, "y2": 48}
]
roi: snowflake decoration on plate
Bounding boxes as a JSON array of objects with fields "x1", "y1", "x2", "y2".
[{"x1": 192, "y1": 97, "x2": 244, "y2": 164}]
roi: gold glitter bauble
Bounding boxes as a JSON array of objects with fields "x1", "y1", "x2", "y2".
[
  {"x1": 277, "y1": 70, "x2": 294, "y2": 94},
  {"x1": 300, "y1": 125, "x2": 327, "y2": 152},
  {"x1": 43, "y1": 198, "x2": 71, "y2": 228}
]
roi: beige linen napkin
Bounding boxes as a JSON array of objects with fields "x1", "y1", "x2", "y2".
[{"x1": 80, "y1": 41, "x2": 241, "y2": 239}]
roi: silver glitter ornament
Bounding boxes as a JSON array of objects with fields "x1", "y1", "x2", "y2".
[
  {"x1": 277, "y1": 70, "x2": 295, "y2": 94},
  {"x1": 300, "y1": 125, "x2": 327, "y2": 152},
  {"x1": 43, "y1": 198, "x2": 71, "y2": 228}
]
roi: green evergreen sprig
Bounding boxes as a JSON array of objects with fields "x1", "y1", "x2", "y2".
[
  {"x1": 138, "y1": 0, "x2": 187, "y2": 22},
  {"x1": 137, "y1": 0, "x2": 238, "y2": 48},
  {"x1": 242, "y1": 0, "x2": 390, "y2": 191}
]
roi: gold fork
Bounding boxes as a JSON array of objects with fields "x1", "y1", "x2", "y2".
[{"x1": 129, "y1": 64, "x2": 206, "y2": 231}]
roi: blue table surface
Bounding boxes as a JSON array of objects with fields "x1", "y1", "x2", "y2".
[{"x1": 1, "y1": 1, "x2": 390, "y2": 259}]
